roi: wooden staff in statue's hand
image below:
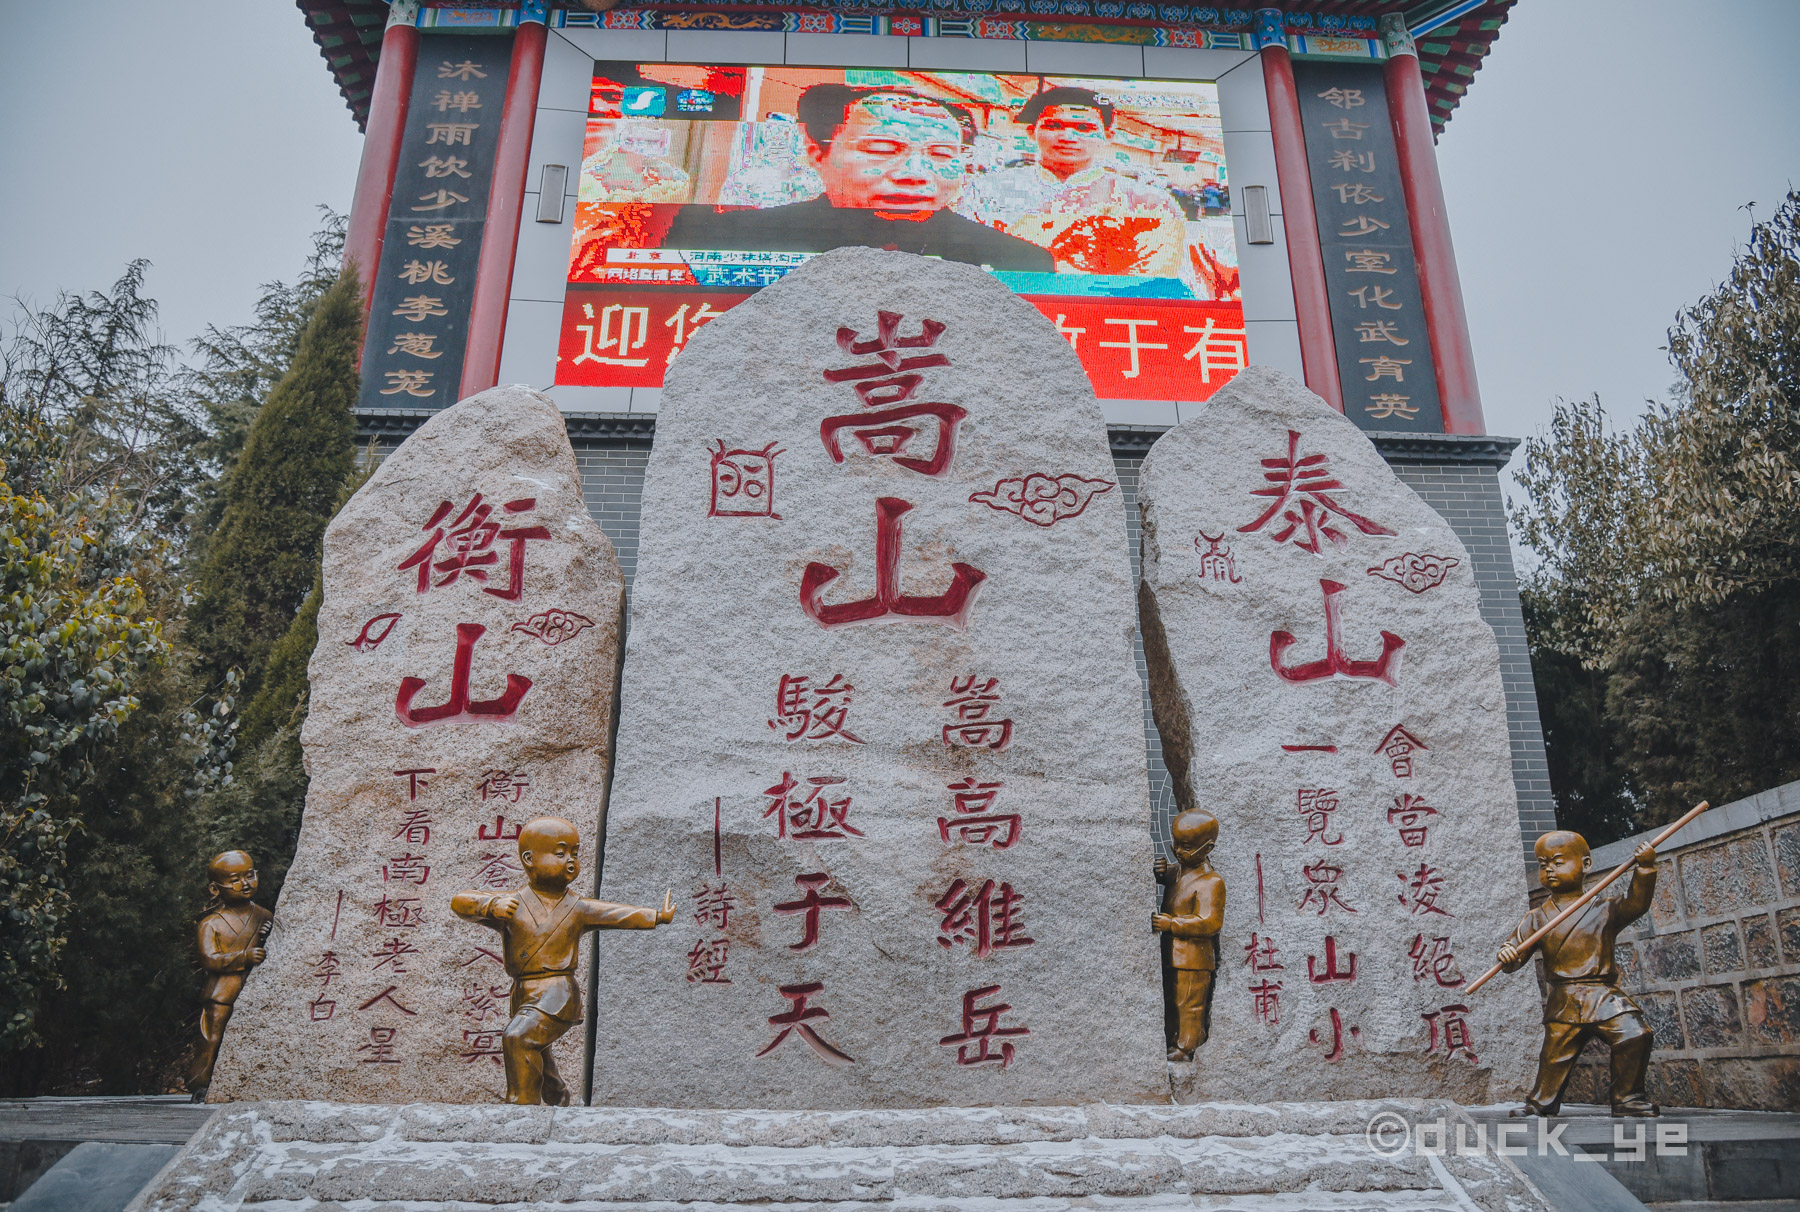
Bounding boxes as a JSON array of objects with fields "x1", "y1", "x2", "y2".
[{"x1": 1469, "y1": 801, "x2": 1707, "y2": 1119}]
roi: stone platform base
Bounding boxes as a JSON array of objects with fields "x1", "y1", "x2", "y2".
[{"x1": 129, "y1": 1101, "x2": 1553, "y2": 1212}]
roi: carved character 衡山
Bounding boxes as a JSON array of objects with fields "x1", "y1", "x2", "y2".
[
  {"x1": 451, "y1": 817, "x2": 674, "y2": 1105},
  {"x1": 1496, "y1": 830, "x2": 1659, "y2": 1117},
  {"x1": 1152, "y1": 810, "x2": 1225, "y2": 1061},
  {"x1": 189, "y1": 851, "x2": 274, "y2": 1095}
]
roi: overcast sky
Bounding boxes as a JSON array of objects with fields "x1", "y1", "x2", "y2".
[{"x1": 4, "y1": 1, "x2": 1797, "y2": 512}]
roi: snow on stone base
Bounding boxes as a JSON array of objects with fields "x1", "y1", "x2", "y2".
[{"x1": 130, "y1": 1101, "x2": 1551, "y2": 1212}]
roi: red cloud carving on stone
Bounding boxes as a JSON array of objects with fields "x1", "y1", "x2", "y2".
[{"x1": 969, "y1": 473, "x2": 1116, "y2": 528}]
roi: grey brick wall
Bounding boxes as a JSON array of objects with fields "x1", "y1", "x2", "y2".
[
  {"x1": 563, "y1": 435, "x2": 1552, "y2": 858},
  {"x1": 1386, "y1": 460, "x2": 1557, "y2": 852}
]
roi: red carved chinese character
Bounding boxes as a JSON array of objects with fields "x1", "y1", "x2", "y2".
[
  {"x1": 1305, "y1": 935, "x2": 1357, "y2": 983},
  {"x1": 821, "y1": 402, "x2": 968, "y2": 478},
  {"x1": 475, "y1": 851, "x2": 521, "y2": 889},
  {"x1": 1240, "y1": 429, "x2": 1395, "y2": 554},
  {"x1": 802, "y1": 499, "x2": 984, "y2": 628},
  {"x1": 769, "y1": 674, "x2": 865, "y2": 744},
  {"x1": 1408, "y1": 934, "x2": 1466, "y2": 988},
  {"x1": 941, "y1": 676, "x2": 1014, "y2": 751},
  {"x1": 392, "y1": 809, "x2": 433, "y2": 846},
  {"x1": 358, "y1": 986, "x2": 418, "y2": 1016},
  {"x1": 824, "y1": 311, "x2": 949, "y2": 405},
  {"x1": 477, "y1": 814, "x2": 522, "y2": 841},
  {"x1": 1243, "y1": 933, "x2": 1283, "y2": 973},
  {"x1": 358, "y1": 1025, "x2": 402, "y2": 1063},
  {"x1": 1296, "y1": 788, "x2": 1342, "y2": 846},
  {"x1": 1422, "y1": 1003, "x2": 1478, "y2": 1063},
  {"x1": 1309, "y1": 1006, "x2": 1361, "y2": 1061},
  {"x1": 397, "y1": 494, "x2": 551, "y2": 599},
  {"x1": 1375, "y1": 724, "x2": 1428, "y2": 777},
  {"x1": 773, "y1": 872, "x2": 853, "y2": 951},
  {"x1": 763, "y1": 773, "x2": 864, "y2": 840},
  {"x1": 459, "y1": 980, "x2": 509, "y2": 1023},
  {"x1": 693, "y1": 880, "x2": 736, "y2": 930},
  {"x1": 395, "y1": 623, "x2": 532, "y2": 726},
  {"x1": 458, "y1": 945, "x2": 504, "y2": 969},
  {"x1": 709, "y1": 440, "x2": 784, "y2": 518},
  {"x1": 348, "y1": 613, "x2": 402, "y2": 651},
  {"x1": 371, "y1": 936, "x2": 419, "y2": 973},
  {"x1": 939, "y1": 984, "x2": 1029, "y2": 1068},
  {"x1": 756, "y1": 981, "x2": 855, "y2": 1065},
  {"x1": 1249, "y1": 978, "x2": 1284, "y2": 1025},
  {"x1": 460, "y1": 1029, "x2": 504, "y2": 1066},
  {"x1": 372, "y1": 896, "x2": 424, "y2": 929},
  {"x1": 1388, "y1": 794, "x2": 1440, "y2": 847},
  {"x1": 1195, "y1": 532, "x2": 1243, "y2": 583},
  {"x1": 686, "y1": 937, "x2": 730, "y2": 984},
  {"x1": 393, "y1": 768, "x2": 435, "y2": 800},
  {"x1": 1398, "y1": 863, "x2": 1452, "y2": 917},
  {"x1": 1296, "y1": 859, "x2": 1357, "y2": 916},
  {"x1": 476, "y1": 769, "x2": 530, "y2": 802},
  {"x1": 308, "y1": 951, "x2": 342, "y2": 1022},
  {"x1": 937, "y1": 777, "x2": 1020, "y2": 849},
  {"x1": 935, "y1": 879, "x2": 1034, "y2": 957},
  {"x1": 1271, "y1": 580, "x2": 1405, "y2": 685},
  {"x1": 382, "y1": 853, "x2": 430, "y2": 885}
]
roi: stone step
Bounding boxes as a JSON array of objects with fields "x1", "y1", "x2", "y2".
[{"x1": 131, "y1": 1101, "x2": 1553, "y2": 1212}]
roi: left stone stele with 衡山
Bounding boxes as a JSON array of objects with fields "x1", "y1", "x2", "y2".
[{"x1": 207, "y1": 385, "x2": 626, "y2": 1104}]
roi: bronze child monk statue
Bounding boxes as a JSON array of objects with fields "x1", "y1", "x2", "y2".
[
  {"x1": 1152, "y1": 809, "x2": 1225, "y2": 1061},
  {"x1": 1497, "y1": 829, "x2": 1660, "y2": 1117},
  {"x1": 453, "y1": 816, "x2": 675, "y2": 1105},
  {"x1": 190, "y1": 850, "x2": 274, "y2": 1096}
]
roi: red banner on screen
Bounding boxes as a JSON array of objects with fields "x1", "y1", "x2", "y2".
[{"x1": 556, "y1": 289, "x2": 1246, "y2": 403}]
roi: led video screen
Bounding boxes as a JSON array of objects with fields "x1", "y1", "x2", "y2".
[{"x1": 557, "y1": 63, "x2": 1246, "y2": 402}]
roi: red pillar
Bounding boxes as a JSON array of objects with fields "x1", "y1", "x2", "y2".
[
  {"x1": 1256, "y1": 10, "x2": 1342, "y2": 410},
  {"x1": 460, "y1": 17, "x2": 548, "y2": 399},
  {"x1": 1382, "y1": 15, "x2": 1486, "y2": 435},
  {"x1": 344, "y1": 7, "x2": 419, "y2": 316}
]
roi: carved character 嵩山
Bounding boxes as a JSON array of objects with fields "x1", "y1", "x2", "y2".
[
  {"x1": 451, "y1": 817, "x2": 674, "y2": 1105},
  {"x1": 1152, "y1": 810, "x2": 1225, "y2": 1061}
]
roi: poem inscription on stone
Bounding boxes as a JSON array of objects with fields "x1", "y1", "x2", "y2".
[
  {"x1": 591, "y1": 247, "x2": 1167, "y2": 1109},
  {"x1": 1137, "y1": 367, "x2": 1538, "y2": 1102},
  {"x1": 209, "y1": 386, "x2": 624, "y2": 1103}
]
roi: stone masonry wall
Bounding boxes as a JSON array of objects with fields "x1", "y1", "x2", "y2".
[{"x1": 1557, "y1": 782, "x2": 1800, "y2": 1111}]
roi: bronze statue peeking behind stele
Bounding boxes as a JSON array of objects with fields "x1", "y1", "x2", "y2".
[
  {"x1": 1497, "y1": 830, "x2": 1660, "y2": 1117},
  {"x1": 190, "y1": 850, "x2": 274, "y2": 1096},
  {"x1": 1153, "y1": 808, "x2": 1225, "y2": 1061},
  {"x1": 452, "y1": 816, "x2": 675, "y2": 1105}
]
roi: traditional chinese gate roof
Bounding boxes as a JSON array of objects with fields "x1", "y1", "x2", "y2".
[{"x1": 299, "y1": 0, "x2": 1511, "y2": 134}]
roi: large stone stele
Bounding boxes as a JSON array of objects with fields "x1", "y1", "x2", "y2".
[
  {"x1": 1137, "y1": 366, "x2": 1539, "y2": 1103},
  {"x1": 591, "y1": 246, "x2": 1167, "y2": 1109},
  {"x1": 210, "y1": 385, "x2": 624, "y2": 1103}
]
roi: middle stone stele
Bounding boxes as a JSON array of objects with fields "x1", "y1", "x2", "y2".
[{"x1": 592, "y1": 246, "x2": 1167, "y2": 1108}]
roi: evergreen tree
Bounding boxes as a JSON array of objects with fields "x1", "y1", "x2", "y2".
[
  {"x1": 1514, "y1": 190, "x2": 1800, "y2": 835},
  {"x1": 186, "y1": 267, "x2": 361, "y2": 700}
]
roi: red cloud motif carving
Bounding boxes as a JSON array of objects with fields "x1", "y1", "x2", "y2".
[
  {"x1": 969, "y1": 473, "x2": 1116, "y2": 528},
  {"x1": 511, "y1": 608, "x2": 596, "y2": 646},
  {"x1": 1367, "y1": 553, "x2": 1460, "y2": 594}
]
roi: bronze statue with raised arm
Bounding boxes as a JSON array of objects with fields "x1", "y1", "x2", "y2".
[
  {"x1": 1497, "y1": 830, "x2": 1660, "y2": 1117},
  {"x1": 452, "y1": 816, "x2": 675, "y2": 1105},
  {"x1": 1152, "y1": 809, "x2": 1225, "y2": 1061},
  {"x1": 189, "y1": 850, "x2": 273, "y2": 1095}
]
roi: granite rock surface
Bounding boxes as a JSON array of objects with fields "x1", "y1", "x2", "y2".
[
  {"x1": 209, "y1": 386, "x2": 625, "y2": 1103},
  {"x1": 1136, "y1": 367, "x2": 1539, "y2": 1103},
  {"x1": 131, "y1": 1100, "x2": 1554, "y2": 1212},
  {"x1": 590, "y1": 246, "x2": 1166, "y2": 1108}
]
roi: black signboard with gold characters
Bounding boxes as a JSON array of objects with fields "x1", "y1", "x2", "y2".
[
  {"x1": 1293, "y1": 62, "x2": 1442, "y2": 434},
  {"x1": 358, "y1": 34, "x2": 514, "y2": 411}
]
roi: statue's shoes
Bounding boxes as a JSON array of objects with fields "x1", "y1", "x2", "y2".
[{"x1": 1612, "y1": 1100, "x2": 1660, "y2": 1118}]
